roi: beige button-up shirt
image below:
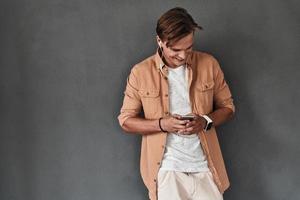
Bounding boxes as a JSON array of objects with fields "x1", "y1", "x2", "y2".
[{"x1": 118, "y1": 50, "x2": 235, "y2": 200}]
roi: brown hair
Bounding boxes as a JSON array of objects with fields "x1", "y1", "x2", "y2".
[{"x1": 156, "y1": 7, "x2": 202, "y2": 47}]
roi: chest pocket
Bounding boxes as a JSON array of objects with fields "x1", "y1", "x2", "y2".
[
  {"x1": 139, "y1": 89, "x2": 161, "y2": 119},
  {"x1": 194, "y1": 81, "x2": 214, "y2": 114}
]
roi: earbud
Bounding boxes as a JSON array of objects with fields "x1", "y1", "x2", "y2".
[
  {"x1": 157, "y1": 38, "x2": 163, "y2": 52},
  {"x1": 158, "y1": 42, "x2": 162, "y2": 48}
]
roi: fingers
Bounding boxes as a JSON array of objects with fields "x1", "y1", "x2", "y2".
[
  {"x1": 178, "y1": 120, "x2": 203, "y2": 134},
  {"x1": 172, "y1": 118, "x2": 189, "y2": 129},
  {"x1": 172, "y1": 114, "x2": 182, "y2": 120},
  {"x1": 177, "y1": 126, "x2": 195, "y2": 134},
  {"x1": 167, "y1": 114, "x2": 204, "y2": 134},
  {"x1": 171, "y1": 115, "x2": 189, "y2": 125},
  {"x1": 183, "y1": 127, "x2": 196, "y2": 133},
  {"x1": 176, "y1": 119, "x2": 189, "y2": 125},
  {"x1": 162, "y1": 115, "x2": 190, "y2": 132},
  {"x1": 173, "y1": 124, "x2": 187, "y2": 130},
  {"x1": 185, "y1": 120, "x2": 196, "y2": 128}
]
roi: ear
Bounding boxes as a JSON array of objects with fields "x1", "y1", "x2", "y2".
[{"x1": 156, "y1": 35, "x2": 162, "y2": 47}]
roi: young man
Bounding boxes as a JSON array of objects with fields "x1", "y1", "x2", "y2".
[{"x1": 118, "y1": 7, "x2": 235, "y2": 200}]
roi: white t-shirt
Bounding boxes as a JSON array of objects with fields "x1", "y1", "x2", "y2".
[{"x1": 159, "y1": 65, "x2": 209, "y2": 172}]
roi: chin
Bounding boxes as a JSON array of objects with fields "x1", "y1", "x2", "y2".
[
  {"x1": 168, "y1": 58, "x2": 185, "y2": 67},
  {"x1": 176, "y1": 61, "x2": 185, "y2": 66}
]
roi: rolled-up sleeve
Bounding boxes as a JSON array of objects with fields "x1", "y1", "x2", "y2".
[
  {"x1": 118, "y1": 67, "x2": 142, "y2": 127},
  {"x1": 212, "y1": 58, "x2": 235, "y2": 114}
]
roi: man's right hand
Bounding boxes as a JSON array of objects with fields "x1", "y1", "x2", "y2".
[{"x1": 160, "y1": 114, "x2": 190, "y2": 133}]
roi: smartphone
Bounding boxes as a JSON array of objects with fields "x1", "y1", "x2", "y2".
[{"x1": 180, "y1": 114, "x2": 195, "y2": 121}]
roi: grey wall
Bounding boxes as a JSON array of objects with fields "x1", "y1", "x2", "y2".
[{"x1": 0, "y1": 0, "x2": 299, "y2": 200}]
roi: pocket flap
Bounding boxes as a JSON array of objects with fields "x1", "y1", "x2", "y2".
[
  {"x1": 198, "y1": 81, "x2": 215, "y2": 91},
  {"x1": 139, "y1": 89, "x2": 160, "y2": 98}
]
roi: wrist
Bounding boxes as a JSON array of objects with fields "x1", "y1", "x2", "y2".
[{"x1": 159, "y1": 117, "x2": 168, "y2": 133}]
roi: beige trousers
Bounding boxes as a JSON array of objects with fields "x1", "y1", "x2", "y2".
[{"x1": 157, "y1": 170, "x2": 223, "y2": 200}]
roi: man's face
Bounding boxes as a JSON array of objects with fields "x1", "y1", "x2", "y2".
[{"x1": 158, "y1": 32, "x2": 194, "y2": 68}]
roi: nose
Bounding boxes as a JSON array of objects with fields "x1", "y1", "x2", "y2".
[{"x1": 178, "y1": 50, "x2": 187, "y2": 60}]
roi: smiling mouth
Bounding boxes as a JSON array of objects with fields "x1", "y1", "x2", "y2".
[{"x1": 175, "y1": 58, "x2": 184, "y2": 62}]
